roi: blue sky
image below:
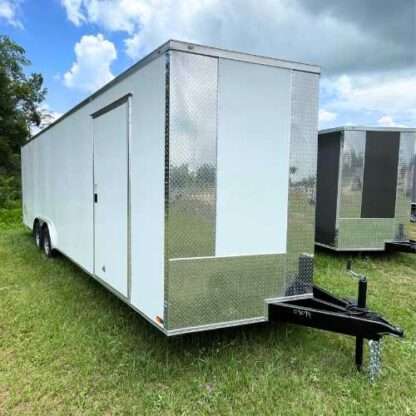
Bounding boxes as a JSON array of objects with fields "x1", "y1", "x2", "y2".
[
  {"x1": 1, "y1": 0, "x2": 415, "y2": 129},
  {"x1": 0, "y1": 0, "x2": 133, "y2": 115}
]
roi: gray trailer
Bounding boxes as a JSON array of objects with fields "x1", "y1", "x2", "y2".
[
  {"x1": 413, "y1": 166, "x2": 416, "y2": 204},
  {"x1": 411, "y1": 161, "x2": 416, "y2": 222},
  {"x1": 315, "y1": 126, "x2": 416, "y2": 251}
]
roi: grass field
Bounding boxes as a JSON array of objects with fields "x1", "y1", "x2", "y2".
[{"x1": 1, "y1": 212, "x2": 416, "y2": 415}]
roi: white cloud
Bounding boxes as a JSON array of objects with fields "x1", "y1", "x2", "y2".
[
  {"x1": 60, "y1": 0, "x2": 384, "y2": 68},
  {"x1": 63, "y1": 34, "x2": 117, "y2": 92},
  {"x1": 124, "y1": 32, "x2": 142, "y2": 59},
  {"x1": 0, "y1": 0, "x2": 23, "y2": 28},
  {"x1": 377, "y1": 115, "x2": 407, "y2": 128},
  {"x1": 325, "y1": 74, "x2": 416, "y2": 114},
  {"x1": 61, "y1": 0, "x2": 85, "y2": 26},
  {"x1": 321, "y1": 72, "x2": 416, "y2": 126},
  {"x1": 59, "y1": 0, "x2": 415, "y2": 127},
  {"x1": 61, "y1": 0, "x2": 152, "y2": 33},
  {"x1": 31, "y1": 104, "x2": 64, "y2": 136},
  {"x1": 319, "y1": 109, "x2": 337, "y2": 123},
  {"x1": 122, "y1": 0, "x2": 218, "y2": 59},
  {"x1": 42, "y1": 106, "x2": 64, "y2": 126}
]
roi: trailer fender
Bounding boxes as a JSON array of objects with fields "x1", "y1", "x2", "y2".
[{"x1": 36, "y1": 217, "x2": 58, "y2": 249}]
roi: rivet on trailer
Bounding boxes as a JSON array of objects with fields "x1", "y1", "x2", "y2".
[{"x1": 20, "y1": 41, "x2": 403, "y2": 379}]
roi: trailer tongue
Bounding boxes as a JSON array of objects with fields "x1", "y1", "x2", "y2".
[
  {"x1": 385, "y1": 225, "x2": 416, "y2": 253},
  {"x1": 385, "y1": 240, "x2": 416, "y2": 253},
  {"x1": 269, "y1": 262, "x2": 404, "y2": 381}
]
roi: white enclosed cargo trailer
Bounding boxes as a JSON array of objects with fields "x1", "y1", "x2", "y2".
[{"x1": 21, "y1": 40, "x2": 321, "y2": 335}]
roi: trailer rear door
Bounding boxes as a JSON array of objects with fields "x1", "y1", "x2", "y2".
[{"x1": 92, "y1": 98, "x2": 129, "y2": 297}]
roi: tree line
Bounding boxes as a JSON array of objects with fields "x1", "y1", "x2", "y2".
[{"x1": 0, "y1": 35, "x2": 46, "y2": 208}]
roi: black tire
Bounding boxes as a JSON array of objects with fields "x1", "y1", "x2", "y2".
[
  {"x1": 33, "y1": 221, "x2": 42, "y2": 249},
  {"x1": 42, "y1": 225, "x2": 55, "y2": 258}
]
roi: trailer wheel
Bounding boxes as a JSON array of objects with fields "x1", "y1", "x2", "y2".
[
  {"x1": 33, "y1": 220, "x2": 42, "y2": 249},
  {"x1": 42, "y1": 225, "x2": 56, "y2": 258}
]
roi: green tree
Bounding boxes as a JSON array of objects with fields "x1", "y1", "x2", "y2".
[{"x1": 0, "y1": 35, "x2": 46, "y2": 207}]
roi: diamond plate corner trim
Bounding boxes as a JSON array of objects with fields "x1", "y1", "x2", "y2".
[
  {"x1": 286, "y1": 70, "x2": 319, "y2": 291},
  {"x1": 339, "y1": 130, "x2": 366, "y2": 218},
  {"x1": 167, "y1": 51, "x2": 218, "y2": 259},
  {"x1": 163, "y1": 51, "x2": 171, "y2": 324},
  {"x1": 286, "y1": 254, "x2": 314, "y2": 296},
  {"x1": 337, "y1": 218, "x2": 394, "y2": 250},
  {"x1": 166, "y1": 254, "x2": 286, "y2": 330},
  {"x1": 394, "y1": 132, "x2": 416, "y2": 240}
]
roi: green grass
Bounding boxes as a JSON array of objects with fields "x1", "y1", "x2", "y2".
[
  {"x1": 0, "y1": 207, "x2": 22, "y2": 231},
  {"x1": 1, "y1": 218, "x2": 416, "y2": 415}
]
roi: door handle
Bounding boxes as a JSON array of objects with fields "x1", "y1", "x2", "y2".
[{"x1": 94, "y1": 193, "x2": 98, "y2": 203}]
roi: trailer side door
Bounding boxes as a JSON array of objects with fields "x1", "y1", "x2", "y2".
[{"x1": 92, "y1": 98, "x2": 129, "y2": 297}]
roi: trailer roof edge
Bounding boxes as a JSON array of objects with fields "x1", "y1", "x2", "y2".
[
  {"x1": 24, "y1": 40, "x2": 320, "y2": 147},
  {"x1": 319, "y1": 126, "x2": 416, "y2": 134},
  {"x1": 168, "y1": 40, "x2": 321, "y2": 74}
]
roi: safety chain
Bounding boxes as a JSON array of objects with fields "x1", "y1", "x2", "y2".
[{"x1": 368, "y1": 339, "x2": 382, "y2": 383}]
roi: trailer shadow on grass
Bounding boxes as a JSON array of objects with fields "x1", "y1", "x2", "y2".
[
  {"x1": 7, "y1": 229, "x2": 353, "y2": 370},
  {"x1": 314, "y1": 244, "x2": 402, "y2": 262},
  {"x1": 36, "y1": 231, "x2": 370, "y2": 370},
  {"x1": 50, "y1": 239, "x2": 341, "y2": 365}
]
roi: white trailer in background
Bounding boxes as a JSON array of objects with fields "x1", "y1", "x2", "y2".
[{"x1": 21, "y1": 40, "x2": 321, "y2": 335}]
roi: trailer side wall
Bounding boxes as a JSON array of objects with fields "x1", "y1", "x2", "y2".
[{"x1": 21, "y1": 55, "x2": 166, "y2": 324}]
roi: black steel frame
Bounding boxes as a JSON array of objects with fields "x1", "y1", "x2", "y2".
[
  {"x1": 385, "y1": 240, "x2": 416, "y2": 253},
  {"x1": 269, "y1": 282, "x2": 403, "y2": 371}
]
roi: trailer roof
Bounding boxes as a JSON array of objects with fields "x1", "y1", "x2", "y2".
[
  {"x1": 25, "y1": 40, "x2": 320, "y2": 145},
  {"x1": 320, "y1": 126, "x2": 416, "y2": 134}
]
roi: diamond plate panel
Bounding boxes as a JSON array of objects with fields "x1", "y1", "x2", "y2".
[
  {"x1": 286, "y1": 71, "x2": 319, "y2": 288},
  {"x1": 286, "y1": 254, "x2": 314, "y2": 296},
  {"x1": 394, "y1": 132, "x2": 416, "y2": 240},
  {"x1": 337, "y1": 218, "x2": 394, "y2": 250},
  {"x1": 339, "y1": 130, "x2": 366, "y2": 218},
  {"x1": 168, "y1": 51, "x2": 218, "y2": 259},
  {"x1": 166, "y1": 254, "x2": 286, "y2": 330}
]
